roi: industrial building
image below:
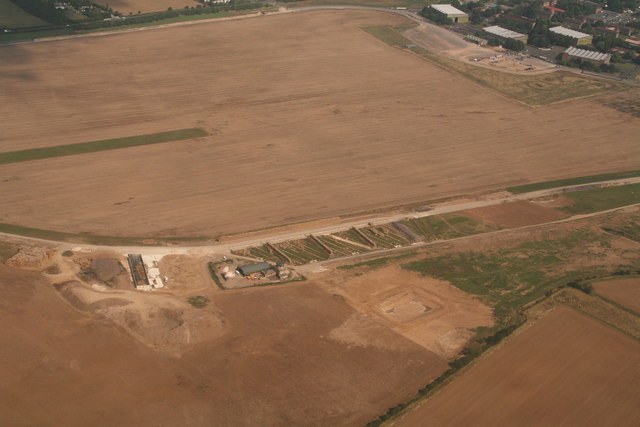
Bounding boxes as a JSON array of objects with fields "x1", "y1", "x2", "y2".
[
  {"x1": 550, "y1": 26, "x2": 593, "y2": 45},
  {"x1": 483, "y1": 26, "x2": 528, "y2": 42},
  {"x1": 562, "y1": 47, "x2": 611, "y2": 64},
  {"x1": 237, "y1": 261, "x2": 275, "y2": 278},
  {"x1": 431, "y1": 4, "x2": 469, "y2": 23}
]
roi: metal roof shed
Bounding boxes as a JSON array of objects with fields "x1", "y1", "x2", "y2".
[{"x1": 237, "y1": 262, "x2": 273, "y2": 276}]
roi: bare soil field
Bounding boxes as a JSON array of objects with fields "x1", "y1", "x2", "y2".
[
  {"x1": 319, "y1": 265, "x2": 493, "y2": 358},
  {"x1": 0, "y1": 259, "x2": 449, "y2": 426},
  {"x1": 0, "y1": 10, "x2": 638, "y2": 238},
  {"x1": 593, "y1": 278, "x2": 640, "y2": 313},
  {"x1": 463, "y1": 200, "x2": 568, "y2": 228},
  {"x1": 395, "y1": 306, "x2": 640, "y2": 427},
  {"x1": 95, "y1": 0, "x2": 200, "y2": 14}
]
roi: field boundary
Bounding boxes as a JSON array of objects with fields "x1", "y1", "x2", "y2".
[
  {"x1": 0, "y1": 128, "x2": 208, "y2": 165},
  {"x1": 507, "y1": 170, "x2": 640, "y2": 193}
]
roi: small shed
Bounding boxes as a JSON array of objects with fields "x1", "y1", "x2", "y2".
[{"x1": 237, "y1": 262, "x2": 273, "y2": 277}]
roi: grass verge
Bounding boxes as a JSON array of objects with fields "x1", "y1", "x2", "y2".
[
  {"x1": 363, "y1": 25, "x2": 620, "y2": 106},
  {"x1": 0, "y1": 128, "x2": 208, "y2": 165},
  {"x1": 0, "y1": 222, "x2": 208, "y2": 246},
  {"x1": 506, "y1": 170, "x2": 640, "y2": 193}
]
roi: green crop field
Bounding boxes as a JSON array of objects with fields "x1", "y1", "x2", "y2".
[
  {"x1": 403, "y1": 229, "x2": 640, "y2": 323},
  {"x1": 506, "y1": 170, "x2": 640, "y2": 193},
  {"x1": 561, "y1": 183, "x2": 640, "y2": 214},
  {"x1": 403, "y1": 213, "x2": 498, "y2": 242},
  {"x1": 0, "y1": 0, "x2": 48, "y2": 29},
  {"x1": 0, "y1": 128, "x2": 208, "y2": 165}
]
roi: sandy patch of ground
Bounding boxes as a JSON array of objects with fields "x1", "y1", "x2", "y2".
[
  {"x1": 0, "y1": 256, "x2": 448, "y2": 425},
  {"x1": 158, "y1": 254, "x2": 212, "y2": 291},
  {"x1": 319, "y1": 265, "x2": 493, "y2": 358},
  {"x1": 593, "y1": 278, "x2": 640, "y2": 313},
  {"x1": 53, "y1": 280, "x2": 225, "y2": 354},
  {"x1": 396, "y1": 306, "x2": 640, "y2": 427},
  {"x1": 0, "y1": 11, "x2": 638, "y2": 238},
  {"x1": 463, "y1": 200, "x2": 568, "y2": 228}
]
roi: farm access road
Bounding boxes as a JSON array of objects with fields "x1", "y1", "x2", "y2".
[{"x1": 2, "y1": 177, "x2": 639, "y2": 262}]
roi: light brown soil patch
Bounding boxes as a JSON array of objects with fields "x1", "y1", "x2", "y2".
[
  {"x1": 464, "y1": 200, "x2": 568, "y2": 228},
  {"x1": 95, "y1": 0, "x2": 199, "y2": 14},
  {"x1": 158, "y1": 254, "x2": 212, "y2": 291},
  {"x1": 319, "y1": 265, "x2": 493, "y2": 358},
  {"x1": 0, "y1": 262, "x2": 446, "y2": 425},
  {"x1": 396, "y1": 306, "x2": 640, "y2": 427},
  {"x1": 0, "y1": 11, "x2": 638, "y2": 238},
  {"x1": 593, "y1": 278, "x2": 640, "y2": 313}
]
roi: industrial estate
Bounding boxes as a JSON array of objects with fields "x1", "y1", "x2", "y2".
[{"x1": 1, "y1": 0, "x2": 639, "y2": 426}]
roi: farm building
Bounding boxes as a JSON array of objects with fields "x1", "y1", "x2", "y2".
[
  {"x1": 465, "y1": 34, "x2": 488, "y2": 46},
  {"x1": 431, "y1": 4, "x2": 469, "y2": 23},
  {"x1": 483, "y1": 25, "x2": 528, "y2": 42},
  {"x1": 562, "y1": 47, "x2": 611, "y2": 64},
  {"x1": 237, "y1": 261, "x2": 274, "y2": 278},
  {"x1": 550, "y1": 26, "x2": 592, "y2": 45}
]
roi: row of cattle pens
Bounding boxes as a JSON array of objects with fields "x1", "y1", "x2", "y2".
[{"x1": 232, "y1": 212, "x2": 497, "y2": 265}]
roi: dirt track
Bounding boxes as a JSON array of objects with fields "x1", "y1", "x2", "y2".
[
  {"x1": 395, "y1": 306, "x2": 640, "y2": 427},
  {"x1": 0, "y1": 10, "x2": 638, "y2": 238}
]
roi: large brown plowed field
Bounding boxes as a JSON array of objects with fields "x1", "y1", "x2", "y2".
[
  {"x1": 0, "y1": 10, "x2": 638, "y2": 238},
  {"x1": 0, "y1": 263, "x2": 448, "y2": 426},
  {"x1": 594, "y1": 278, "x2": 640, "y2": 313},
  {"x1": 395, "y1": 306, "x2": 640, "y2": 427}
]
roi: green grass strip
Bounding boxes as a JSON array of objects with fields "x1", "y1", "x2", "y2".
[
  {"x1": 0, "y1": 222, "x2": 207, "y2": 246},
  {"x1": 506, "y1": 170, "x2": 640, "y2": 194},
  {"x1": 0, "y1": 128, "x2": 208, "y2": 165}
]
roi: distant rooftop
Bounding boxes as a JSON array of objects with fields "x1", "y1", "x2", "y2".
[
  {"x1": 550, "y1": 26, "x2": 591, "y2": 40},
  {"x1": 431, "y1": 4, "x2": 467, "y2": 16},
  {"x1": 483, "y1": 25, "x2": 527, "y2": 39},
  {"x1": 564, "y1": 47, "x2": 611, "y2": 61}
]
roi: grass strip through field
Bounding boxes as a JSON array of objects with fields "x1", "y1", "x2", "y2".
[
  {"x1": 507, "y1": 170, "x2": 640, "y2": 193},
  {"x1": 0, "y1": 128, "x2": 208, "y2": 165},
  {"x1": 0, "y1": 222, "x2": 208, "y2": 246},
  {"x1": 362, "y1": 26, "x2": 619, "y2": 106}
]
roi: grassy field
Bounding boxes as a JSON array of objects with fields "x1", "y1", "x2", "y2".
[
  {"x1": 403, "y1": 214, "x2": 499, "y2": 242},
  {"x1": 0, "y1": 0, "x2": 48, "y2": 29},
  {"x1": 561, "y1": 183, "x2": 640, "y2": 214},
  {"x1": 0, "y1": 128, "x2": 207, "y2": 165},
  {"x1": 506, "y1": 170, "x2": 640, "y2": 193},
  {"x1": 363, "y1": 25, "x2": 620, "y2": 106},
  {"x1": 402, "y1": 229, "x2": 638, "y2": 323}
]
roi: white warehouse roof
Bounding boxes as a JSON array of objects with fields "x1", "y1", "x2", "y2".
[
  {"x1": 483, "y1": 25, "x2": 526, "y2": 39},
  {"x1": 564, "y1": 47, "x2": 611, "y2": 61},
  {"x1": 431, "y1": 4, "x2": 467, "y2": 15},
  {"x1": 550, "y1": 26, "x2": 591, "y2": 40}
]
